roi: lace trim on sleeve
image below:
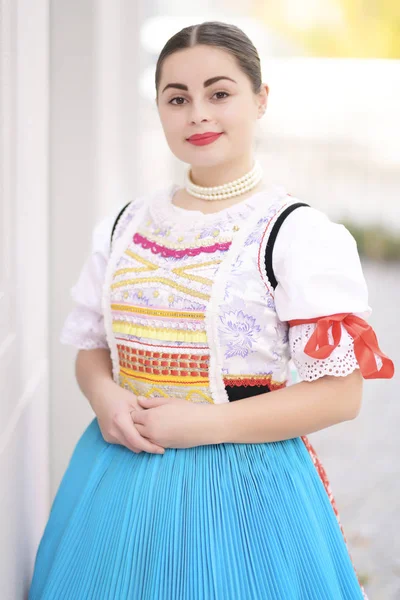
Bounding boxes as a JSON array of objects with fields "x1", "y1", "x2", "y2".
[
  {"x1": 60, "y1": 306, "x2": 109, "y2": 350},
  {"x1": 289, "y1": 313, "x2": 393, "y2": 380},
  {"x1": 289, "y1": 322, "x2": 359, "y2": 381}
]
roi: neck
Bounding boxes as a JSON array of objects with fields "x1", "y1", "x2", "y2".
[{"x1": 189, "y1": 157, "x2": 255, "y2": 188}]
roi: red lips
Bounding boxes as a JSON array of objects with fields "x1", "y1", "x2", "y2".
[
  {"x1": 187, "y1": 132, "x2": 221, "y2": 140},
  {"x1": 187, "y1": 132, "x2": 223, "y2": 146}
]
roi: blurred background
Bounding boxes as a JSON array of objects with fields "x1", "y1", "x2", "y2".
[{"x1": 0, "y1": 0, "x2": 398, "y2": 598}]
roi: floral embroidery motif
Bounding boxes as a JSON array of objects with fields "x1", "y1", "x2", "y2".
[
  {"x1": 219, "y1": 310, "x2": 261, "y2": 358},
  {"x1": 244, "y1": 227, "x2": 263, "y2": 247},
  {"x1": 230, "y1": 254, "x2": 244, "y2": 274},
  {"x1": 223, "y1": 281, "x2": 234, "y2": 302}
]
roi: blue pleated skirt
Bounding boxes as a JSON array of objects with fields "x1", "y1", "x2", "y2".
[{"x1": 29, "y1": 418, "x2": 365, "y2": 600}]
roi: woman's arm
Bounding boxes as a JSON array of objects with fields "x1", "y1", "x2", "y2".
[
  {"x1": 211, "y1": 369, "x2": 363, "y2": 445},
  {"x1": 75, "y1": 348, "x2": 115, "y2": 413},
  {"x1": 75, "y1": 348, "x2": 165, "y2": 454}
]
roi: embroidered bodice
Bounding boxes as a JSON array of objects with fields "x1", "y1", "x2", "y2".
[{"x1": 61, "y1": 183, "x2": 393, "y2": 405}]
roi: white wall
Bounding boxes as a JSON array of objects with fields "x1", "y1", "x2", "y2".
[
  {"x1": 0, "y1": 0, "x2": 50, "y2": 597},
  {"x1": 49, "y1": 0, "x2": 98, "y2": 500},
  {"x1": 49, "y1": 0, "x2": 146, "y2": 497}
]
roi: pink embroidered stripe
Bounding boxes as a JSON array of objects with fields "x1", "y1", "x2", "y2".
[{"x1": 133, "y1": 232, "x2": 231, "y2": 258}]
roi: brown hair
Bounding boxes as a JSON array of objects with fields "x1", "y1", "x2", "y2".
[{"x1": 155, "y1": 21, "x2": 262, "y2": 100}]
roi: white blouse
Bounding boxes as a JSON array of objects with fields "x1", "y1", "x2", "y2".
[
  {"x1": 273, "y1": 205, "x2": 371, "y2": 380},
  {"x1": 60, "y1": 187, "x2": 376, "y2": 382},
  {"x1": 60, "y1": 210, "x2": 120, "y2": 351}
]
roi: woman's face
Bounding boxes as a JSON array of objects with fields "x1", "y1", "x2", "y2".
[{"x1": 156, "y1": 45, "x2": 268, "y2": 168}]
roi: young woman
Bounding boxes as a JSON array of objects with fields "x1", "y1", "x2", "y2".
[{"x1": 29, "y1": 21, "x2": 394, "y2": 600}]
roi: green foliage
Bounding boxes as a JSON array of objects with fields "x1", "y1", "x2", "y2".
[{"x1": 340, "y1": 219, "x2": 400, "y2": 262}]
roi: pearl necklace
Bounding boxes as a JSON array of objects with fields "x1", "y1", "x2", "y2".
[{"x1": 185, "y1": 160, "x2": 263, "y2": 201}]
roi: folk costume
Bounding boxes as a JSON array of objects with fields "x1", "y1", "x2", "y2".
[{"x1": 29, "y1": 181, "x2": 393, "y2": 599}]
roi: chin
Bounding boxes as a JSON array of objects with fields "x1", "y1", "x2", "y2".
[{"x1": 178, "y1": 149, "x2": 229, "y2": 169}]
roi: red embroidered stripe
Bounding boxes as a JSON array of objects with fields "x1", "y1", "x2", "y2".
[
  {"x1": 223, "y1": 375, "x2": 286, "y2": 390},
  {"x1": 117, "y1": 344, "x2": 210, "y2": 377},
  {"x1": 133, "y1": 232, "x2": 231, "y2": 258}
]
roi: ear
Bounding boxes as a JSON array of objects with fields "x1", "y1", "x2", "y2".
[{"x1": 257, "y1": 83, "x2": 269, "y2": 119}]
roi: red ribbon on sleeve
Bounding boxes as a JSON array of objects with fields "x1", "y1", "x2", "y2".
[{"x1": 288, "y1": 313, "x2": 394, "y2": 379}]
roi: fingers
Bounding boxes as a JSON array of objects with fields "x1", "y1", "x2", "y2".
[
  {"x1": 118, "y1": 411, "x2": 164, "y2": 455},
  {"x1": 137, "y1": 396, "x2": 171, "y2": 409},
  {"x1": 133, "y1": 424, "x2": 160, "y2": 450},
  {"x1": 131, "y1": 409, "x2": 145, "y2": 425},
  {"x1": 134, "y1": 423, "x2": 146, "y2": 437},
  {"x1": 126, "y1": 427, "x2": 165, "y2": 455}
]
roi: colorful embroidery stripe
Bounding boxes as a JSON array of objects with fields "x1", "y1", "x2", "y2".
[
  {"x1": 223, "y1": 374, "x2": 286, "y2": 390},
  {"x1": 119, "y1": 373, "x2": 215, "y2": 404},
  {"x1": 111, "y1": 304, "x2": 205, "y2": 320},
  {"x1": 113, "y1": 266, "x2": 156, "y2": 277},
  {"x1": 124, "y1": 249, "x2": 159, "y2": 267},
  {"x1": 172, "y1": 262, "x2": 217, "y2": 286},
  {"x1": 135, "y1": 229, "x2": 231, "y2": 249},
  {"x1": 118, "y1": 345, "x2": 209, "y2": 376},
  {"x1": 110, "y1": 277, "x2": 210, "y2": 300},
  {"x1": 117, "y1": 345, "x2": 209, "y2": 361},
  {"x1": 133, "y1": 232, "x2": 231, "y2": 258},
  {"x1": 112, "y1": 321, "x2": 207, "y2": 342},
  {"x1": 115, "y1": 336, "x2": 209, "y2": 351},
  {"x1": 120, "y1": 366, "x2": 209, "y2": 386}
]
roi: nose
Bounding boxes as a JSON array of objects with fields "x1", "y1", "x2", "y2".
[{"x1": 188, "y1": 101, "x2": 210, "y2": 125}]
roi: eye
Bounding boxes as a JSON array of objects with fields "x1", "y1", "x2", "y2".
[
  {"x1": 168, "y1": 91, "x2": 230, "y2": 105},
  {"x1": 213, "y1": 91, "x2": 229, "y2": 100},
  {"x1": 169, "y1": 96, "x2": 187, "y2": 105}
]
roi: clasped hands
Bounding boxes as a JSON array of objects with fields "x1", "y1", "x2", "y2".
[
  {"x1": 96, "y1": 383, "x2": 218, "y2": 455},
  {"x1": 131, "y1": 395, "x2": 216, "y2": 452}
]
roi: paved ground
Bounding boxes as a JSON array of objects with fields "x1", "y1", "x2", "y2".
[{"x1": 308, "y1": 260, "x2": 399, "y2": 599}]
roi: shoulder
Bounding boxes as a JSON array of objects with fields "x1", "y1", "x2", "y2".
[
  {"x1": 278, "y1": 195, "x2": 339, "y2": 232},
  {"x1": 89, "y1": 201, "x2": 136, "y2": 259},
  {"x1": 271, "y1": 195, "x2": 370, "y2": 321},
  {"x1": 113, "y1": 184, "x2": 175, "y2": 238},
  {"x1": 95, "y1": 187, "x2": 167, "y2": 254},
  {"x1": 274, "y1": 196, "x2": 357, "y2": 262}
]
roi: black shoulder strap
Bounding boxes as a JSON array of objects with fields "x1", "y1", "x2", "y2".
[
  {"x1": 110, "y1": 202, "x2": 131, "y2": 245},
  {"x1": 265, "y1": 202, "x2": 310, "y2": 290}
]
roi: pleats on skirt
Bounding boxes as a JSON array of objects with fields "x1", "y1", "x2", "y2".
[{"x1": 29, "y1": 418, "x2": 366, "y2": 600}]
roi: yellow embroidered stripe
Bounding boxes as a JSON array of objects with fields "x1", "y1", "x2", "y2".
[
  {"x1": 113, "y1": 251, "x2": 159, "y2": 278},
  {"x1": 124, "y1": 249, "x2": 160, "y2": 267},
  {"x1": 120, "y1": 366, "x2": 209, "y2": 386},
  {"x1": 112, "y1": 321, "x2": 207, "y2": 342},
  {"x1": 119, "y1": 374, "x2": 215, "y2": 403},
  {"x1": 111, "y1": 277, "x2": 210, "y2": 300},
  {"x1": 119, "y1": 377, "x2": 170, "y2": 398},
  {"x1": 172, "y1": 270, "x2": 213, "y2": 286},
  {"x1": 171, "y1": 259, "x2": 222, "y2": 286},
  {"x1": 111, "y1": 304, "x2": 205, "y2": 319},
  {"x1": 185, "y1": 390, "x2": 214, "y2": 403},
  {"x1": 174, "y1": 259, "x2": 221, "y2": 271},
  {"x1": 114, "y1": 266, "x2": 155, "y2": 277}
]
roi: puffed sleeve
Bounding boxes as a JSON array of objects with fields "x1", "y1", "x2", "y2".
[
  {"x1": 60, "y1": 211, "x2": 116, "y2": 350},
  {"x1": 272, "y1": 205, "x2": 394, "y2": 381}
]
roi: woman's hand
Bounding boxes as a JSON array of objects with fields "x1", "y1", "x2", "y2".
[
  {"x1": 132, "y1": 396, "x2": 220, "y2": 449},
  {"x1": 91, "y1": 381, "x2": 165, "y2": 455}
]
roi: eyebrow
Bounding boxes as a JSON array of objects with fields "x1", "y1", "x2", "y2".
[{"x1": 161, "y1": 76, "x2": 237, "y2": 94}]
